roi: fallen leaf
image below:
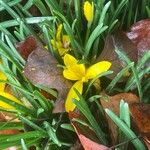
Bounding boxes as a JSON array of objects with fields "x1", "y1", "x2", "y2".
[
  {"x1": 15, "y1": 36, "x2": 39, "y2": 60},
  {"x1": 100, "y1": 92, "x2": 139, "y2": 144},
  {"x1": 73, "y1": 123, "x2": 109, "y2": 150},
  {"x1": 127, "y1": 19, "x2": 150, "y2": 62},
  {"x1": 97, "y1": 31, "x2": 138, "y2": 79},
  {"x1": 129, "y1": 103, "x2": 150, "y2": 150},
  {"x1": 129, "y1": 103, "x2": 150, "y2": 135},
  {"x1": 69, "y1": 112, "x2": 109, "y2": 150},
  {"x1": 24, "y1": 46, "x2": 72, "y2": 113},
  {"x1": 76, "y1": 134, "x2": 109, "y2": 150}
]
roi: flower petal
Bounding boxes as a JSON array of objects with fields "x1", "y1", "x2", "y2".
[
  {"x1": 85, "y1": 61, "x2": 111, "y2": 80},
  {"x1": 83, "y1": 1, "x2": 94, "y2": 22},
  {"x1": 63, "y1": 54, "x2": 86, "y2": 80},
  {"x1": 0, "y1": 92, "x2": 21, "y2": 110},
  {"x1": 64, "y1": 54, "x2": 77, "y2": 66},
  {"x1": 0, "y1": 70, "x2": 7, "y2": 91},
  {"x1": 63, "y1": 68, "x2": 82, "y2": 80},
  {"x1": 65, "y1": 81, "x2": 83, "y2": 112}
]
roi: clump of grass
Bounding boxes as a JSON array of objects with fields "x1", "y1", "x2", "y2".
[{"x1": 0, "y1": 0, "x2": 149, "y2": 149}]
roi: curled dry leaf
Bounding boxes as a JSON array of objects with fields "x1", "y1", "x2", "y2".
[
  {"x1": 129, "y1": 103, "x2": 150, "y2": 135},
  {"x1": 100, "y1": 92, "x2": 139, "y2": 144},
  {"x1": 24, "y1": 45, "x2": 72, "y2": 113},
  {"x1": 127, "y1": 19, "x2": 150, "y2": 65},
  {"x1": 129, "y1": 103, "x2": 150, "y2": 150},
  {"x1": 69, "y1": 112, "x2": 109, "y2": 150},
  {"x1": 97, "y1": 31, "x2": 138, "y2": 79},
  {"x1": 15, "y1": 36, "x2": 39, "y2": 60}
]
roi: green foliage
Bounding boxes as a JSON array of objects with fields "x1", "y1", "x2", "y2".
[{"x1": 0, "y1": 0, "x2": 149, "y2": 149}]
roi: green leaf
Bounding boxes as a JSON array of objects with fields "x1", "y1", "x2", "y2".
[
  {"x1": 0, "y1": 17, "x2": 55, "y2": 28},
  {"x1": 0, "y1": 95, "x2": 34, "y2": 115},
  {"x1": 0, "y1": 0, "x2": 21, "y2": 11},
  {"x1": 105, "y1": 109, "x2": 146, "y2": 150},
  {"x1": 21, "y1": 139, "x2": 28, "y2": 150},
  {"x1": 106, "y1": 62, "x2": 134, "y2": 93},
  {"x1": 85, "y1": 25, "x2": 108, "y2": 57},
  {"x1": 44, "y1": 121, "x2": 61, "y2": 147},
  {"x1": 0, "y1": 122, "x2": 23, "y2": 131},
  {"x1": 74, "y1": 90, "x2": 108, "y2": 145}
]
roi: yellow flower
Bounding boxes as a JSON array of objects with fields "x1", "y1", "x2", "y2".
[
  {"x1": 51, "y1": 24, "x2": 71, "y2": 56},
  {"x1": 0, "y1": 92, "x2": 21, "y2": 110},
  {"x1": 0, "y1": 61, "x2": 22, "y2": 110},
  {"x1": 0, "y1": 68, "x2": 7, "y2": 91},
  {"x1": 63, "y1": 54, "x2": 111, "y2": 112},
  {"x1": 83, "y1": 1, "x2": 94, "y2": 22}
]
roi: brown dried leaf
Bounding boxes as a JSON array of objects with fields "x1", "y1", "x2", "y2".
[
  {"x1": 15, "y1": 36, "x2": 39, "y2": 60},
  {"x1": 129, "y1": 103, "x2": 150, "y2": 150},
  {"x1": 129, "y1": 103, "x2": 150, "y2": 135},
  {"x1": 100, "y1": 92, "x2": 139, "y2": 144},
  {"x1": 76, "y1": 134, "x2": 109, "y2": 150},
  {"x1": 73, "y1": 123, "x2": 109, "y2": 150},
  {"x1": 69, "y1": 112, "x2": 109, "y2": 150},
  {"x1": 23, "y1": 46, "x2": 72, "y2": 113},
  {"x1": 127, "y1": 19, "x2": 150, "y2": 63},
  {"x1": 97, "y1": 31, "x2": 138, "y2": 79}
]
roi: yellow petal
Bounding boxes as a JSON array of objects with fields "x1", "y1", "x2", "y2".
[
  {"x1": 0, "y1": 71, "x2": 7, "y2": 91},
  {"x1": 56, "y1": 24, "x2": 63, "y2": 41},
  {"x1": 85, "y1": 61, "x2": 111, "y2": 80},
  {"x1": 65, "y1": 81, "x2": 83, "y2": 112},
  {"x1": 83, "y1": 1, "x2": 94, "y2": 22},
  {"x1": 0, "y1": 92, "x2": 22, "y2": 110},
  {"x1": 64, "y1": 54, "x2": 78, "y2": 66},
  {"x1": 63, "y1": 54, "x2": 86, "y2": 80}
]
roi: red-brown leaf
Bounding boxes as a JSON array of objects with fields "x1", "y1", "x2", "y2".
[
  {"x1": 72, "y1": 123, "x2": 109, "y2": 150},
  {"x1": 23, "y1": 46, "x2": 72, "y2": 113},
  {"x1": 15, "y1": 36, "x2": 39, "y2": 60},
  {"x1": 129, "y1": 103, "x2": 150, "y2": 135},
  {"x1": 127, "y1": 19, "x2": 150, "y2": 64},
  {"x1": 130, "y1": 103, "x2": 150, "y2": 150},
  {"x1": 69, "y1": 112, "x2": 109, "y2": 150},
  {"x1": 100, "y1": 92, "x2": 139, "y2": 144},
  {"x1": 97, "y1": 31, "x2": 138, "y2": 79}
]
